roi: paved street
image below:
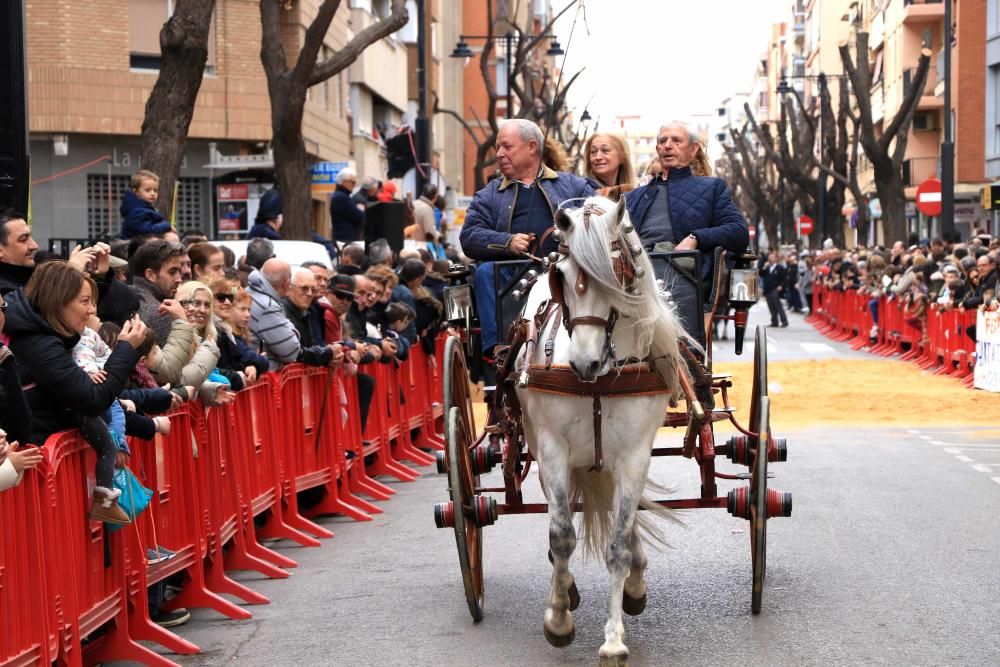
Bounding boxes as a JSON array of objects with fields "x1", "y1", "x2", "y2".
[{"x1": 119, "y1": 304, "x2": 1000, "y2": 666}]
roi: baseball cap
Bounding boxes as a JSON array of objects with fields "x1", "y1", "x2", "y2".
[{"x1": 328, "y1": 274, "x2": 356, "y2": 300}]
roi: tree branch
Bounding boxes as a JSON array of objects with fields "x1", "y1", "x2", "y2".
[
  {"x1": 294, "y1": 0, "x2": 341, "y2": 85},
  {"x1": 308, "y1": 0, "x2": 408, "y2": 86},
  {"x1": 881, "y1": 47, "x2": 932, "y2": 154},
  {"x1": 260, "y1": 0, "x2": 288, "y2": 77},
  {"x1": 432, "y1": 91, "x2": 483, "y2": 148}
]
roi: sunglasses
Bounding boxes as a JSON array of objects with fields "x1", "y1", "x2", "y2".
[
  {"x1": 214, "y1": 292, "x2": 235, "y2": 303},
  {"x1": 331, "y1": 290, "x2": 354, "y2": 302},
  {"x1": 180, "y1": 299, "x2": 212, "y2": 310}
]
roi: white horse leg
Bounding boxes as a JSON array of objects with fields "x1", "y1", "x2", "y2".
[
  {"x1": 599, "y1": 472, "x2": 645, "y2": 666},
  {"x1": 542, "y1": 460, "x2": 577, "y2": 647},
  {"x1": 622, "y1": 522, "x2": 647, "y2": 616}
]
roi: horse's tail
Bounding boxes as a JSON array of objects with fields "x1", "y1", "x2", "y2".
[{"x1": 570, "y1": 469, "x2": 684, "y2": 560}]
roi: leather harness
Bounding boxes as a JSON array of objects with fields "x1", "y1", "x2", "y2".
[{"x1": 511, "y1": 202, "x2": 671, "y2": 472}]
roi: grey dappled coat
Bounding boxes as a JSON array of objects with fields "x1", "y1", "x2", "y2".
[{"x1": 247, "y1": 269, "x2": 300, "y2": 371}]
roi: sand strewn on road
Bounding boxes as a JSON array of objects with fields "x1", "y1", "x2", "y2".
[
  {"x1": 467, "y1": 359, "x2": 1000, "y2": 435},
  {"x1": 714, "y1": 359, "x2": 1000, "y2": 429}
]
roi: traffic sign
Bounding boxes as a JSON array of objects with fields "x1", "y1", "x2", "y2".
[
  {"x1": 797, "y1": 214, "x2": 814, "y2": 235},
  {"x1": 748, "y1": 225, "x2": 757, "y2": 239},
  {"x1": 916, "y1": 178, "x2": 942, "y2": 217}
]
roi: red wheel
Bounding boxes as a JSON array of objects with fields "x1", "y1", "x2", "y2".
[
  {"x1": 443, "y1": 335, "x2": 476, "y2": 444},
  {"x1": 445, "y1": 406, "x2": 484, "y2": 621}
]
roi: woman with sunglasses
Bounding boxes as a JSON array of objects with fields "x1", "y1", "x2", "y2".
[
  {"x1": 207, "y1": 275, "x2": 267, "y2": 388},
  {"x1": 174, "y1": 281, "x2": 234, "y2": 405}
]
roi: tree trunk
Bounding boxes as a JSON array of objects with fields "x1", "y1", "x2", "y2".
[
  {"x1": 139, "y1": 0, "x2": 216, "y2": 221},
  {"x1": 269, "y1": 76, "x2": 311, "y2": 240}
]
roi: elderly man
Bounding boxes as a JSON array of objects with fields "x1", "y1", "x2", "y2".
[
  {"x1": 409, "y1": 184, "x2": 440, "y2": 243},
  {"x1": 283, "y1": 267, "x2": 343, "y2": 365},
  {"x1": 626, "y1": 121, "x2": 749, "y2": 282},
  {"x1": 331, "y1": 167, "x2": 365, "y2": 243},
  {"x1": 460, "y1": 118, "x2": 594, "y2": 361},
  {"x1": 352, "y1": 176, "x2": 381, "y2": 207},
  {"x1": 247, "y1": 258, "x2": 341, "y2": 370}
]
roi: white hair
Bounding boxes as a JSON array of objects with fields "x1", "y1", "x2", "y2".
[
  {"x1": 291, "y1": 266, "x2": 315, "y2": 285},
  {"x1": 335, "y1": 167, "x2": 358, "y2": 185},
  {"x1": 499, "y1": 118, "x2": 544, "y2": 149},
  {"x1": 657, "y1": 121, "x2": 700, "y2": 146}
]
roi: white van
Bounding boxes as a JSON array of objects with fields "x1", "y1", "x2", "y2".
[{"x1": 213, "y1": 240, "x2": 334, "y2": 270}]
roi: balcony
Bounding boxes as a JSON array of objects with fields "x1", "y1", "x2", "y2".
[
  {"x1": 903, "y1": 157, "x2": 938, "y2": 187},
  {"x1": 903, "y1": 67, "x2": 943, "y2": 110},
  {"x1": 902, "y1": 0, "x2": 944, "y2": 25}
]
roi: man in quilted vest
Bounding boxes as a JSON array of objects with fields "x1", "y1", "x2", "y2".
[{"x1": 626, "y1": 122, "x2": 749, "y2": 282}]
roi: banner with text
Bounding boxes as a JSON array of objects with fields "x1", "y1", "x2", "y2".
[{"x1": 974, "y1": 309, "x2": 1000, "y2": 392}]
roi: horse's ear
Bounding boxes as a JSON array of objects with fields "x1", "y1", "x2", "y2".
[
  {"x1": 613, "y1": 193, "x2": 627, "y2": 227},
  {"x1": 555, "y1": 208, "x2": 573, "y2": 232}
]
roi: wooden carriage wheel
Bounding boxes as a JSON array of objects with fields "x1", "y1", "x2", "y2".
[
  {"x1": 445, "y1": 406, "x2": 485, "y2": 621},
  {"x1": 749, "y1": 325, "x2": 769, "y2": 614},
  {"x1": 750, "y1": 396, "x2": 770, "y2": 614},
  {"x1": 443, "y1": 335, "x2": 476, "y2": 445}
]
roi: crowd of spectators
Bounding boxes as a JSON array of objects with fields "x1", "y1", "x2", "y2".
[
  {"x1": 0, "y1": 166, "x2": 460, "y2": 628},
  {"x1": 763, "y1": 230, "x2": 999, "y2": 344}
]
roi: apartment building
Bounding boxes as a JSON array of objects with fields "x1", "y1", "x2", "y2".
[{"x1": 983, "y1": 0, "x2": 1000, "y2": 233}]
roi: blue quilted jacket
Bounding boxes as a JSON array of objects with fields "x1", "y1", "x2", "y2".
[
  {"x1": 626, "y1": 166, "x2": 749, "y2": 278},
  {"x1": 459, "y1": 165, "x2": 594, "y2": 261}
]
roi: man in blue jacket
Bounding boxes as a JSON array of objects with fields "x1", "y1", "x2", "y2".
[
  {"x1": 626, "y1": 121, "x2": 749, "y2": 282},
  {"x1": 459, "y1": 119, "x2": 594, "y2": 366},
  {"x1": 330, "y1": 168, "x2": 366, "y2": 243}
]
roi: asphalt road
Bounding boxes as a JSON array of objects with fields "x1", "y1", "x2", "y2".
[{"x1": 120, "y1": 304, "x2": 1000, "y2": 666}]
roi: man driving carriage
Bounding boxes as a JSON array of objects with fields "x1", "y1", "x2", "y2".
[
  {"x1": 459, "y1": 119, "x2": 595, "y2": 367},
  {"x1": 625, "y1": 121, "x2": 750, "y2": 279}
]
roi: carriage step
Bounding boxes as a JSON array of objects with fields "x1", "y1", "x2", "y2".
[
  {"x1": 727, "y1": 487, "x2": 792, "y2": 520},
  {"x1": 719, "y1": 435, "x2": 788, "y2": 466}
]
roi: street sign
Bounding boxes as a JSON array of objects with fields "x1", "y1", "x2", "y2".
[
  {"x1": 748, "y1": 224, "x2": 757, "y2": 239},
  {"x1": 916, "y1": 178, "x2": 943, "y2": 217},
  {"x1": 797, "y1": 214, "x2": 814, "y2": 235},
  {"x1": 310, "y1": 161, "x2": 351, "y2": 196}
]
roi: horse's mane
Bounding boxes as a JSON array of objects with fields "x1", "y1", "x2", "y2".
[{"x1": 563, "y1": 196, "x2": 693, "y2": 393}]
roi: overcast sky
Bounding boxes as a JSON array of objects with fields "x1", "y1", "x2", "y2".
[{"x1": 552, "y1": 0, "x2": 788, "y2": 129}]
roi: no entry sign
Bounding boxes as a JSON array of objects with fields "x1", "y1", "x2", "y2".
[
  {"x1": 797, "y1": 215, "x2": 814, "y2": 235},
  {"x1": 916, "y1": 178, "x2": 943, "y2": 217}
]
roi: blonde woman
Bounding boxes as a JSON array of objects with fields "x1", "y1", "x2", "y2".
[
  {"x1": 583, "y1": 132, "x2": 636, "y2": 189},
  {"x1": 175, "y1": 281, "x2": 234, "y2": 405}
]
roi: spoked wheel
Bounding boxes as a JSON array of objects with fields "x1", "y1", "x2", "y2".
[
  {"x1": 748, "y1": 324, "x2": 767, "y2": 435},
  {"x1": 750, "y1": 396, "x2": 770, "y2": 615},
  {"x1": 443, "y1": 335, "x2": 476, "y2": 442},
  {"x1": 446, "y1": 406, "x2": 485, "y2": 621}
]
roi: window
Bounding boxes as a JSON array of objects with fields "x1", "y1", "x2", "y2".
[
  {"x1": 495, "y1": 55, "x2": 508, "y2": 96},
  {"x1": 992, "y1": 65, "x2": 1000, "y2": 154},
  {"x1": 87, "y1": 174, "x2": 209, "y2": 237},
  {"x1": 990, "y1": 0, "x2": 1000, "y2": 36}
]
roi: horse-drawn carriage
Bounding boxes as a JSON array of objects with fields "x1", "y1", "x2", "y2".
[{"x1": 432, "y1": 196, "x2": 792, "y2": 665}]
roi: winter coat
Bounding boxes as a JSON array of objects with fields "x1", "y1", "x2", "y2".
[
  {"x1": 460, "y1": 165, "x2": 595, "y2": 261},
  {"x1": 0, "y1": 344, "x2": 32, "y2": 446},
  {"x1": 3, "y1": 289, "x2": 140, "y2": 444},
  {"x1": 247, "y1": 269, "x2": 301, "y2": 370},
  {"x1": 247, "y1": 223, "x2": 282, "y2": 240},
  {"x1": 213, "y1": 316, "x2": 266, "y2": 389},
  {"x1": 761, "y1": 262, "x2": 788, "y2": 293},
  {"x1": 119, "y1": 189, "x2": 172, "y2": 240},
  {"x1": 0, "y1": 262, "x2": 34, "y2": 297},
  {"x1": 626, "y1": 166, "x2": 749, "y2": 281},
  {"x1": 963, "y1": 268, "x2": 998, "y2": 309},
  {"x1": 94, "y1": 271, "x2": 141, "y2": 327},
  {"x1": 131, "y1": 276, "x2": 197, "y2": 384},
  {"x1": 330, "y1": 184, "x2": 366, "y2": 243},
  {"x1": 281, "y1": 298, "x2": 333, "y2": 367}
]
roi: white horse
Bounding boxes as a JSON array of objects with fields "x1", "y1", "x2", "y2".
[{"x1": 513, "y1": 195, "x2": 691, "y2": 666}]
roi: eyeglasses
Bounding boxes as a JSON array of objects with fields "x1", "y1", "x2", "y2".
[
  {"x1": 214, "y1": 292, "x2": 235, "y2": 303},
  {"x1": 293, "y1": 284, "x2": 318, "y2": 295},
  {"x1": 180, "y1": 299, "x2": 212, "y2": 310}
]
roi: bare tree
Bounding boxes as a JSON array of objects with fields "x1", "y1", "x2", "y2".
[
  {"x1": 433, "y1": 0, "x2": 580, "y2": 191},
  {"x1": 139, "y1": 1, "x2": 217, "y2": 220},
  {"x1": 260, "y1": 0, "x2": 408, "y2": 240},
  {"x1": 840, "y1": 32, "x2": 931, "y2": 243}
]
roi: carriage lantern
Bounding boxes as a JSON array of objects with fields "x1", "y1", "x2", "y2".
[{"x1": 728, "y1": 252, "x2": 759, "y2": 355}]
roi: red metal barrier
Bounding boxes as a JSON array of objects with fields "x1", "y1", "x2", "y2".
[
  {"x1": 810, "y1": 285, "x2": 978, "y2": 384},
  {"x1": 0, "y1": 459, "x2": 55, "y2": 666},
  {"x1": 2, "y1": 346, "x2": 446, "y2": 664}
]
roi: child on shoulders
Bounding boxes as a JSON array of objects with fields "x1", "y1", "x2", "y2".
[{"x1": 119, "y1": 169, "x2": 172, "y2": 240}]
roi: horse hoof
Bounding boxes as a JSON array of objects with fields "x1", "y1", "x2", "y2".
[
  {"x1": 622, "y1": 592, "x2": 646, "y2": 616},
  {"x1": 543, "y1": 624, "x2": 575, "y2": 648},
  {"x1": 598, "y1": 652, "x2": 629, "y2": 667},
  {"x1": 568, "y1": 581, "x2": 580, "y2": 611}
]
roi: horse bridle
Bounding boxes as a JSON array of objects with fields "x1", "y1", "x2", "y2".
[{"x1": 545, "y1": 202, "x2": 642, "y2": 364}]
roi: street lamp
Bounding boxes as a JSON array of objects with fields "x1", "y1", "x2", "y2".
[
  {"x1": 580, "y1": 109, "x2": 592, "y2": 123},
  {"x1": 450, "y1": 31, "x2": 564, "y2": 119}
]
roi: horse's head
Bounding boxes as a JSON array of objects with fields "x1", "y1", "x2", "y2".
[{"x1": 551, "y1": 195, "x2": 642, "y2": 382}]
